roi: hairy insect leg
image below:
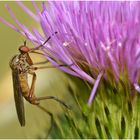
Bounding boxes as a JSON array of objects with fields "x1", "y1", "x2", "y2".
[
  {"x1": 31, "y1": 63, "x2": 73, "y2": 70},
  {"x1": 33, "y1": 60, "x2": 49, "y2": 65},
  {"x1": 37, "y1": 104, "x2": 54, "y2": 137},
  {"x1": 27, "y1": 72, "x2": 55, "y2": 136},
  {"x1": 34, "y1": 96, "x2": 71, "y2": 109},
  {"x1": 30, "y1": 51, "x2": 45, "y2": 55},
  {"x1": 27, "y1": 70, "x2": 70, "y2": 109}
]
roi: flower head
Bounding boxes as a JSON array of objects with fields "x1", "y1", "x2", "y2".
[{"x1": 1, "y1": 1, "x2": 140, "y2": 105}]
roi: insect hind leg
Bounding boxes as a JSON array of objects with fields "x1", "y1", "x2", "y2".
[
  {"x1": 35, "y1": 96, "x2": 71, "y2": 109},
  {"x1": 37, "y1": 104, "x2": 54, "y2": 137}
]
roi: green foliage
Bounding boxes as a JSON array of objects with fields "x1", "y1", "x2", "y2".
[{"x1": 42, "y1": 77, "x2": 140, "y2": 139}]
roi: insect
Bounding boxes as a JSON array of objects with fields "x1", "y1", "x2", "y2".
[{"x1": 9, "y1": 34, "x2": 70, "y2": 127}]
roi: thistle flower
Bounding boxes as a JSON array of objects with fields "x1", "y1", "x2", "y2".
[
  {"x1": 1, "y1": 1, "x2": 140, "y2": 138},
  {"x1": 2, "y1": 1, "x2": 140, "y2": 106}
]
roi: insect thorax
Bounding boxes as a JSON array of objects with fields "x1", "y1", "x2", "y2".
[{"x1": 10, "y1": 54, "x2": 30, "y2": 72}]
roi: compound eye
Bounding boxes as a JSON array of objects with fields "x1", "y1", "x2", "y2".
[{"x1": 19, "y1": 46, "x2": 30, "y2": 53}]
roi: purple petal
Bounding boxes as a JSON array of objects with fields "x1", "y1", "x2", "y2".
[
  {"x1": 16, "y1": 1, "x2": 39, "y2": 22},
  {"x1": 0, "y1": 17, "x2": 20, "y2": 32},
  {"x1": 134, "y1": 83, "x2": 140, "y2": 93},
  {"x1": 88, "y1": 71, "x2": 104, "y2": 105}
]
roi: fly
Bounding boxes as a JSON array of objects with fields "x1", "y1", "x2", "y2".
[{"x1": 9, "y1": 33, "x2": 71, "y2": 127}]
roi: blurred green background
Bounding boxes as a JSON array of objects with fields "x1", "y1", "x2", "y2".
[{"x1": 0, "y1": 2, "x2": 76, "y2": 138}]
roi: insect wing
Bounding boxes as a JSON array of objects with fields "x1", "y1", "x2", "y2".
[{"x1": 12, "y1": 69, "x2": 25, "y2": 126}]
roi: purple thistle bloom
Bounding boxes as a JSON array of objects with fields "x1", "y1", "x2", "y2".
[{"x1": 1, "y1": 1, "x2": 140, "y2": 105}]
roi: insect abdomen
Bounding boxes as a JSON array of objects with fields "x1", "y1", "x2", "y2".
[{"x1": 19, "y1": 73, "x2": 29, "y2": 97}]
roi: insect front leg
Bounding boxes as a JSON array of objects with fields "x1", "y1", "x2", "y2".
[
  {"x1": 30, "y1": 63, "x2": 73, "y2": 70},
  {"x1": 33, "y1": 60, "x2": 49, "y2": 65}
]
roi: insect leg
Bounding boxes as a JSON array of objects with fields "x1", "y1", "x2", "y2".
[
  {"x1": 27, "y1": 71, "x2": 69, "y2": 108},
  {"x1": 27, "y1": 71, "x2": 37, "y2": 101},
  {"x1": 31, "y1": 63, "x2": 73, "y2": 70},
  {"x1": 30, "y1": 51, "x2": 45, "y2": 55},
  {"x1": 27, "y1": 72, "x2": 54, "y2": 136},
  {"x1": 27, "y1": 70, "x2": 71, "y2": 108},
  {"x1": 37, "y1": 104, "x2": 54, "y2": 137},
  {"x1": 33, "y1": 60, "x2": 49, "y2": 65},
  {"x1": 34, "y1": 96, "x2": 71, "y2": 109}
]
